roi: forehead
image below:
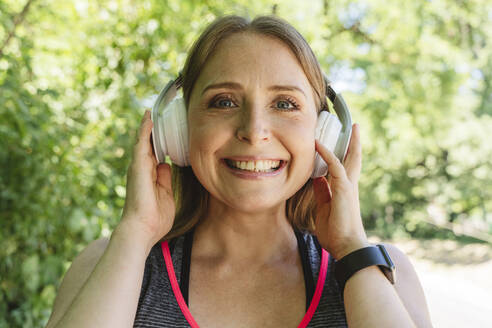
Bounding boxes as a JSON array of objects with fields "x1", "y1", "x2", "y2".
[{"x1": 193, "y1": 32, "x2": 312, "y2": 94}]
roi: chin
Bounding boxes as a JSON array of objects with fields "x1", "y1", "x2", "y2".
[{"x1": 224, "y1": 194, "x2": 286, "y2": 214}]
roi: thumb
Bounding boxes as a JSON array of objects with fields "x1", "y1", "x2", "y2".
[{"x1": 313, "y1": 177, "x2": 332, "y2": 206}]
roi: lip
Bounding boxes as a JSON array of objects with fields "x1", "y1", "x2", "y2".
[
  {"x1": 223, "y1": 156, "x2": 286, "y2": 161},
  {"x1": 220, "y1": 158, "x2": 287, "y2": 179}
]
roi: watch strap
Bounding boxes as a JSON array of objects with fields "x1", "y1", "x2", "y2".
[{"x1": 334, "y1": 244, "x2": 395, "y2": 292}]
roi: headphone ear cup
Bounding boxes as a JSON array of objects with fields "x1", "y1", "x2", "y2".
[
  {"x1": 312, "y1": 111, "x2": 342, "y2": 178},
  {"x1": 153, "y1": 97, "x2": 189, "y2": 166}
]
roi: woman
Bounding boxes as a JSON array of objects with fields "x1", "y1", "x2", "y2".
[{"x1": 47, "y1": 15, "x2": 432, "y2": 327}]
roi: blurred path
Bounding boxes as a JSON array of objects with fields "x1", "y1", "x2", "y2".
[{"x1": 368, "y1": 237, "x2": 492, "y2": 328}]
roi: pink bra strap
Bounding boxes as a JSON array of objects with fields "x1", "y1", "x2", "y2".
[
  {"x1": 161, "y1": 241, "x2": 200, "y2": 328},
  {"x1": 161, "y1": 241, "x2": 329, "y2": 328},
  {"x1": 297, "y1": 247, "x2": 329, "y2": 328}
]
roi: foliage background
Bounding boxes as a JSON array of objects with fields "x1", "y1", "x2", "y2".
[{"x1": 1, "y1": 0, "x2": 491, "y2": 326}]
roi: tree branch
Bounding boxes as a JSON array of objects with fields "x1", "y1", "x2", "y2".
[{"x1": 0, "y1": 0, "x2": 36, "y2": 59}]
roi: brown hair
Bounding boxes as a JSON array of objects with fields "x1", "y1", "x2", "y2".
[{"x1": 163, "y1": 15, "x2": 327, "y2": 240}]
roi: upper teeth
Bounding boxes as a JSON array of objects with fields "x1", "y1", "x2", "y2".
[{"x1": 228, "y1": 160, "x2": 281, "y2": 172}]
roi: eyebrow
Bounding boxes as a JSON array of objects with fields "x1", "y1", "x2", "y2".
[{"x1": 201, "y1": 82, "x2": 307, "y2": 98}]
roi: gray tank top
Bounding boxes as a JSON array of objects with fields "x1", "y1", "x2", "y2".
[{"x1": 133, "y1": 227, "x2": 347, "y2": 327}]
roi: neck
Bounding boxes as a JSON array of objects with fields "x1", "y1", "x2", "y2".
[{"x1": 192, "y1": 196, "x2": 298, "y2": 265}]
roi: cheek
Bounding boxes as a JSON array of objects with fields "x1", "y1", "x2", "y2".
[
  {"x1": 188, "y1": 123, "x2": 215, "y2": 164},
  {"x1": 277, "y1": 116, "x2": 317, "y2": 150},
  {"x1": 187, "y1": 114, "x2": 231, "y2": 165},
  {"x1": 187, "y1": 121, "x2": 217, "y2": 189},
  {"x1": 279, "y1": 117, "x2": 317, "y2": 176}
]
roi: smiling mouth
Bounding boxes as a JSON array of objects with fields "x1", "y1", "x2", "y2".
[{"x1": 224, "y1": 159, "x2": 283, "y2": 173}]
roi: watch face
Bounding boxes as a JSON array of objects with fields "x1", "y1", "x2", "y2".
[{"x1": 377, "y1": 244, "x2": 396, "y2": 284}]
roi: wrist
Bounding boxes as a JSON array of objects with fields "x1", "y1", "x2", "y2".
[
  {"x1": 332, "y1": 239, "x2": 371, "y2": 260},
  {"x1": 113, "y1": 220, "x2": 156, "y2": 255},
  {"x1": 334, "y1": 244, "x2": 396, "y2": 294}
]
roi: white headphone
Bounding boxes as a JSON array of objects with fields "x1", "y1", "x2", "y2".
[{"x1": 151, "y1": 74, "x2": 352, "y2": 178}]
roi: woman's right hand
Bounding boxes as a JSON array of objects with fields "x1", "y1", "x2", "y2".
[{"x1": 118, "y1": 110, "x2": 176, "y2": 249}]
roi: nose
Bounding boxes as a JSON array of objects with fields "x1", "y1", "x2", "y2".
[{"x1": 236, "y1": 106, "x2": 271, "y2": 144}]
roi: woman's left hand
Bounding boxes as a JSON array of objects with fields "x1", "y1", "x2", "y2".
[{"x1": 312, "y1": 123, "x2": 370, "y2": 260}]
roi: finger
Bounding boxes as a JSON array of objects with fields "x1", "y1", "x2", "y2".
[
  {"x1": 315, "y1": 140, "x2": 347, "y2": 181},
  {"x1": 135, "y1": 110, "x2": 153, "y2": 157},
  {"x1": 312, "y1": 177, "x2": 332, "y2": 205},
  {"x1": 156, "y1": 163, "x2": 173, "y2": 194},
  {"x1": 149, "y1": 128, "x2": 158, "y2": 160},
  {"x1": 343, "y1": 123, "x2": 362, "y2": 183}
]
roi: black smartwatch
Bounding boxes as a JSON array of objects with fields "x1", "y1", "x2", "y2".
[{"x1": 334, "y1": 244, "x2": 396, "y2": 292}]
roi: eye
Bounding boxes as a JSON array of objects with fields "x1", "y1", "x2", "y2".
[
  {"x1": 209, "y1": 95, "x2": 237, "y2": 109},
  {"x1": 274, "y1": 97, "x2": 300, "y2": 111}
]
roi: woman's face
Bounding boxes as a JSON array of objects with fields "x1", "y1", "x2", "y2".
[{"x1": 187, "y1": 32, "x2": 318, "y2": 213}]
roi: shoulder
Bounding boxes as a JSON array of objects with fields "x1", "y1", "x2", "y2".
[
  {"x1": 381, "y1": 243, "x2": 433, "y2": 328},
  {"x1": 74, "y1": 237, "x2": 111, "y2": 267},
  {"x1": 59, "y1": 237, "x2": 110, "y2": 289},
  {"x1": 46, "y1": 237, "x2": 110, "y2": 328},
  {"x1": 66, "y1": 237, "x2": 111, "y2": 278}
]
